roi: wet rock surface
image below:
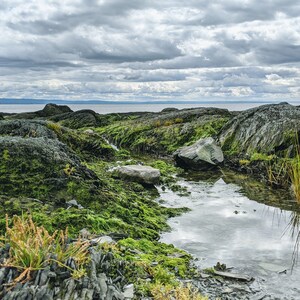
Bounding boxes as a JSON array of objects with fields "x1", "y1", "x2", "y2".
[{"x1": 174, "y1": 137, "x2": 224, "y2": 170}]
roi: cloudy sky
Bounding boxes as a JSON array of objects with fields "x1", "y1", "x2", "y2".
[{"x1": 1, "y1": 0, "x2": 300, "y2": 103}]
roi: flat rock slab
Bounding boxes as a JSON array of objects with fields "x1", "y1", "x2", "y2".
[
  {"x1": 115, "y1": 165, "x2": 160, "y2": 185},
  {"x1": 214, "y1": 270, "x2": 253, "y2": 282}
]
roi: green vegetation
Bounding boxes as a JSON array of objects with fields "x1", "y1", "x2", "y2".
[
  {"x1": 95, "y1": 116, "x2": 229, "y2": 155},
  {"x1": 250, "y1": 152, "x2": 275, "y2": 162},
  {"x1": 99, "y1": 237, "x2": 198, "y2": 298},
  {"x1": 150, "y1": 283, "x2": 207, "y2": 300},
  {"x1": 47, "y1": 122, "x2": 115, "y2": 160}
]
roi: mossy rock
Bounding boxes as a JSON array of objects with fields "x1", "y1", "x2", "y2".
[
  {"x1": 0, "y1": 119, "x2": 56, "y2": 138},
  {"x1": 96, "y1": 107, "x2": 231, "y2": 155},
  {"x1": 219, "y1": 103, "x2": 300, "y2": 157},
  {"x1": 0, "y1": 136, "x2": 96, "y2": 199}
]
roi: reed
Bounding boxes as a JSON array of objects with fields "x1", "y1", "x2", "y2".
[{"x1": 287, "y1": 134, "x2": 300, "y2": 203}]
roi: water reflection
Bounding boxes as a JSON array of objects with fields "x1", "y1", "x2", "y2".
[{"x1": 160, "y1": 169, "x2": 300, "y2": 297}]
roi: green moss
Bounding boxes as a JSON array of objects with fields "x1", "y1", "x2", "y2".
[
  {"x1": 47, "y1": 122, "x2": 115, "y2": 160},
  {"x1": 250, "y1": 152, "x2": 275, "y2": 161},
  {"x1": 222, "y1": 135, "x2": 241, "y2": 156},
  {"x1": 95, "y1": 116, "x2": 229, "y2": 155},
  {"x1": 98, "y1": 237, "x2": 196, "y2": 296},
  {"x1": 239, "y1": 159, "x2": 250, "y2": 166}
]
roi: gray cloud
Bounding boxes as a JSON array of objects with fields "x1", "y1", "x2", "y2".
[{"x1": 0, "y1": 0, "x2": 300, "y2": 102}]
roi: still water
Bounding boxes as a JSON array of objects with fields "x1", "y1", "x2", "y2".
[
  {"x1": 159, "y1": 170, "x2": 300, "y2": 298},
  {"x1": 1, "y1": 102, "x2": 300, "y2": 114}
]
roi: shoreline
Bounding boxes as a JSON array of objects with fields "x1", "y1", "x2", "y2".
[{"x1": 0, "y1": 102, "x2": 300, "y2": 299}]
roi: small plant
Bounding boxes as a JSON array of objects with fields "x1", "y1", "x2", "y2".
[
  {"x1": 239, "y1": 159, "x2": 250, "y2": 166},
  {"x1": 2, "y1": 149, "x2": 10, "y2": 161},
  {"x1": 151, "y1": 283, "x2": 207, "y2": 300},
  {"x1": 0, "y1": 214, "x2": 90, "y2": 286},
  {"x1": 174, "y1": 118, "x2": 183, "y2": 124},
  {"x1": 47, "y1": 122, "x2": 62, "y2": 135},
  {"x1": 250, "y1": 152, "x2": 275, "y2": 162},
  {"x1": 64, "y1": 164, "x2": 76, "y2": 176}
]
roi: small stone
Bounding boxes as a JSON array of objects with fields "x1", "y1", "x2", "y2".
[
  {"x1": 84, "y1": 129, "x2": 94, "y2": 135},
  {"x1": 91, "y1": 236, "x2": 113, "y2": 245},
  {"x1": 123, "y1": 284, "x2": 134, "y2": 299},
  {"x1": 79, "y1": 228, "x2": 92, "y2": 239},
  {"x1": 222, "y1": 287, "x2": 233, "y2": 294}
]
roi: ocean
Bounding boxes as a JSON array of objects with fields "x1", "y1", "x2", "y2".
[{"x1": 0, "y1": 102, "x2": 299, "y2": 114}]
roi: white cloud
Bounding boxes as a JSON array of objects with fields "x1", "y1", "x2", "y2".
[{"x1": 0, "y1": 0, "x2": 300, "y2": 101}]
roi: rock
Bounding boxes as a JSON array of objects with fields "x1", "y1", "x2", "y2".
[
  {"x1": 219, "y1": 103, "x2": 300, "y2": 156},
  {"x1": 91, "y1": 236, "x2": 114, "y2": 245},
  {"x1": 115, "y1": 165, "x2": 160, "y2": 185},
  {"x1": 79, "y1": 228, "x2": 92, "y2": 239},
  {"x1": 7, "y1": 104, "x2": 73, "y2": 120},
  {"x1": 0, "y1": 136, "x2": 97, "y2": 197},
  {"x1": 0, "y1": 120, "x2": 57, "y2": 139},
  {"x1": 173, "y1": 137, "x2": 224, "y2": 170},
  {"x1": 160, "y1": 107, "x2": 179, "y2": 113},
  {"x1": 84, "y1": 129, "x2": 94, "y2": 135},
  {"x1": 123, "y1": 284, "x2": 134, "y2": 299},
  {"x1": 213, "y1": 270, "x2": 253, "y2": 282},
  {"x1": 66, "y1": 199, "x2": 84, "y2": 209},
  {"x1": 40, "y1": 103, "x2": 73, "y2": 117}
]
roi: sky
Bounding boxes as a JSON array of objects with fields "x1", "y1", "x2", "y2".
[{"x1": 0, "y1": 0, "x2": 300, "y2": 103}]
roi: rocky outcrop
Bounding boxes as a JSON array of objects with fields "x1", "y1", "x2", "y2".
[
  {"x1": 8, "y1": 103, "x2": 73, "y2": 120},
  {"x1": 219, "y1": 103, "x2": 300, "y2": 156},
  {"x1": 0, "y1": 245, "x2": 134, "y2": 300},
  {"x1": 114, "y1": 165, "x2": 160, "y2": 185},
  {"x1": 0, "y1": 136, "x2": 96, "y2": 198},
  {"x1": 0, "y1": 120, "x2": 56, "y2": 139},
  {"x1": 40, "y1": 103, "x2": 73, "y2": 117},
  {"x1": 173, "y1": 137, "x2": 224, "y2": 170}
]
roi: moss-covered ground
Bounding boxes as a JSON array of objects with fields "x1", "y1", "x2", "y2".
[{"x1": 95, "y1": 114, "x2": 229, "y2": 155}]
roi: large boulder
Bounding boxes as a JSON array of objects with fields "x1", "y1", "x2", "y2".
[
  {"x1": 173, "y1": 137, "x2": 224, "y2": 170},
  {"x1": 219, "y1": 103, "x2": 300, "y2": 156},
  {"x1": 115, "y1": 165, "x2": 160, "y2": 185}
]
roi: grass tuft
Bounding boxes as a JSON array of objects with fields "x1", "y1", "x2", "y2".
[{"x1": 0, "y1": 214, "x2": 90, "y2": 286}]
